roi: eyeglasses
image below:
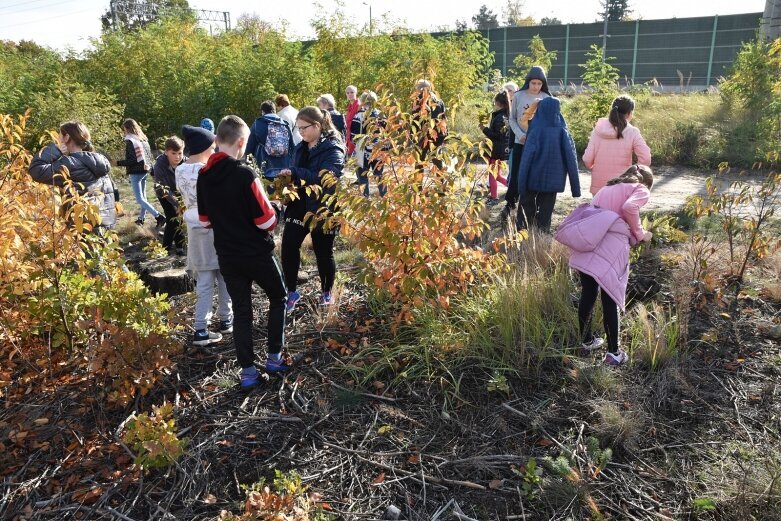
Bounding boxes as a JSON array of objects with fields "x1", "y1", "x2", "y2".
[{"x1": 296, "y1": 123, "x2": 315, "y2": 132}]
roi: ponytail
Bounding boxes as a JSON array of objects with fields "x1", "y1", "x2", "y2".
[
  {"x1": 59, "y1": 121, "x2": 95, "y2": 152},
  {"x1": 607, "y1": 95, "x2": 635, "y2": 139},
  {"x1": 605, "y1": 164, "x2": 653, "y2": 189}
]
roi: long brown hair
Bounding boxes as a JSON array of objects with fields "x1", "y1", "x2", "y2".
[
  {"x1": 297, "y1": 106, "x2": 336, "y2": 135},
  {"x1": 608, "y1": 95, "x2": 635, "y2": 139},
  {"x1": 59, "y1": 121, "x2": 94, "y2": 152},
  {"x1": 121, "y1": 118, "x2": 147, "y2": 141},
  {"x1": 606, "y1": 164, "x2": 653, "y2": 189}
]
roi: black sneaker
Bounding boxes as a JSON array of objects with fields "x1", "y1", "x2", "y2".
[
  {"x1": 193, "y1": 329, "x2": 222, "y2": 346},
  {"x1": 155, "y1": 215, "x2": 167, "y2": 229},
  {"x1": 134, "y1": 217, "x2": 144, "y2": 226},
  {"x1": 219, "y1": 319, "x2": 233, "y2": 334}
]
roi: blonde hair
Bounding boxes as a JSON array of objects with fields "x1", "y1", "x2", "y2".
[
  {"x1": 60, "y1": 121, "x2": 94, "y2": 152},
  {"x1": 216, "y1": 115, "x2": 249, "y2": 146},
  {"x1": 317, "y1": 93, "x2": 337, "y2": 110},
  {"x1": 121, "y1": 118, "x2": 147, "y2": 141},
  {"x1": 359, "y1": 91, "x2": 378, "y2": 107}
]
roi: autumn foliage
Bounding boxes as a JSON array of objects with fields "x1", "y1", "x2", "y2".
[
  {"x1": 327, "y1": 91, "x2": 507, "y2": 322},
  {"x1": 0, "y1": 112, "x2": 177, "y2": 405}
]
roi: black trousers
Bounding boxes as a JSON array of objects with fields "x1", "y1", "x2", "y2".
[
  {"x1": 505, "y1": 142, "x2": 524, "y2": 206},
  {"x1": 157, "y1": 196, "x2": 185, "y2": 250},
  {"x1": 578, "y1": 272, "x2": 620, "y2": 354},
  {"x1": 516, "y1": 191, "x2": 557, "y2": 233},
  {"x1": 281, "y1": 219, "x2": 336, "y2": 293},
  {"x1": 218, "y1": 254, "x2": 287, "y2": 368}
]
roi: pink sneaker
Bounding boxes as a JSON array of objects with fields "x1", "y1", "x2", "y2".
[{"x1": 603, "y1": 350, "x2": 628, "y2": 366}]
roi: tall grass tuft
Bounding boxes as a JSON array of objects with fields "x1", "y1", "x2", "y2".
[{"x1": 625, "y1": 302, "x2": 681, "y2": 371}]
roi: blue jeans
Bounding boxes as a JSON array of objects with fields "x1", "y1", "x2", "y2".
[{"x1": 129, "y1": 173, "x2": 160, "y2": 221}]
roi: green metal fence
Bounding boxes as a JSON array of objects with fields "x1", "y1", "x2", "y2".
[{"x1": 481, "y1": 12, "x2": 762, "y2": 88}]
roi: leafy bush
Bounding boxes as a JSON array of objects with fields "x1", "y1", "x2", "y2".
[
  {"x1": 122, "y1": 402, "x2": 187, "y2": 469},
  {"x1": 512, "y1": 35, "x2": 558, "y2": 78},
  {"x1": 720, "y1": 38, "x2": 781, "y2": 164},
  {"x1": 332, "y1": 90, "x2": 505, "y2": 323},
  {"x1": 0, "y1": 112, "x2": 177, "y2": 405},
  {"x1": 219, "y1": 470, "x2": 332, "y2": 521},
  {"x1": 26, "y1": 79, "x2": 125, "y2": 152}
]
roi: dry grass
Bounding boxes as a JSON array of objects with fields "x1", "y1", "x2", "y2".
[{"x1": 589, "y1": 398, "x2": 644, "y2": 450}]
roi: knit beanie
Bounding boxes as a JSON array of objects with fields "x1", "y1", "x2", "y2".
[
  {"x1": 199, "y1": 118, "x2": 215, "y2": 133},
  {"x1": 182, "y1": 125, "x2": 215, "y2": 155}
]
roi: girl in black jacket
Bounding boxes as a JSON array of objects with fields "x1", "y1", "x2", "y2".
[{"x1": 479, "y1": 91, "x2": 510, "y2": 202}]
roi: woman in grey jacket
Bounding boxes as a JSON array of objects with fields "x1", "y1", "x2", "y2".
[{"x1": 28, "y1": 120, "x2": 117, "y2": 230}]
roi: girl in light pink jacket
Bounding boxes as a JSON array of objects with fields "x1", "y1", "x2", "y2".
[
  {"x1": 554, "y1": 165, "x2": 654, "y2": 366},
  {"x1": 582, "y1": 95, "x2": 651, "y2": 196}
]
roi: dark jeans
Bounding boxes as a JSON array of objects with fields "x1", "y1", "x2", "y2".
[
  {"x1": 357, "y1": 161, "x2": 387, "y2": 197},
  {"x1": 578, "y1": 272, "x2": 620, "y2": 354},
  {"x1": 218, "y1": 254, "x2": 287, "y2": 368},
  {"x1": 281, "y1": 219, "x2": 337, "y2": 293},
  {"x1": 505, "y1": 142, "x2": 524, "y2": 206},
  {"x1": 157, "y1": 196, "x2": 185, "y2": 250},
  {"x1": 516, "y1": 191, "x2": 557, "y2": 233}
]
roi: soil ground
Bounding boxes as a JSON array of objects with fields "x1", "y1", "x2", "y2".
[{"x1": 2, "y1": 165, "x2": 780, "y2": 521}]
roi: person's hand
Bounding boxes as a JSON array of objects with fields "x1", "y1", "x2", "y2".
[
  {"x1": 642, "y1": 230, "x2": 653, "y2": 243},
  {"x1": 478, "y1": 122, "x2": 485, "y2": 130},
  {"x1": 519, "y1": 134, "x2": 527, "y2": 145},
  {"x1": 278, "y1": 169, "x2": 292, "y2": 177}
]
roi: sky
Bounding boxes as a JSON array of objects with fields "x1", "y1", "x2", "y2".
[{"x1": 0, "y1": 0, "x2": 768, "y2": 53}]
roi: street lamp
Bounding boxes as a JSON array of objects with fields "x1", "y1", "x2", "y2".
[{"x1": 362, "y1": 1, "x2": 372, "y2": 35}]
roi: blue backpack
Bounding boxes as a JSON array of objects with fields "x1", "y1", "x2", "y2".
[{"x1": 263, "y1": 119, "x2": 290, "y2": 158}]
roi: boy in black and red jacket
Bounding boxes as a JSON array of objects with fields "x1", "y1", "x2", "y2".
[{"x1": 196, "y1": 115, "x2": 291, "y2": 389}]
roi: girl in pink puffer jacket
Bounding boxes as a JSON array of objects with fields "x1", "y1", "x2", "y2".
[
  {"x1": 582, "y1": 95, "x2": 651, "y2": 196},
  {"x1": 554, "y1": 165, "x2": 654, "y2": 366}
]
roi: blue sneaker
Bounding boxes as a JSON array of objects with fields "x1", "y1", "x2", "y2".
[
  {"x1": 286, "y1": 291, "x2": 302, "y2": 313},
  {"x1": 265, "y1": 351, "x2": 295, "y2": 373},
  {"x1": 319, "y1": 291, "x2": 333, "y2": 306},
  {"x1": 240, "y1": 368, "x2": 268, "y2": 390},
  {"x1": 219, "y1": 319, "x2": 233, "y2": 334}
]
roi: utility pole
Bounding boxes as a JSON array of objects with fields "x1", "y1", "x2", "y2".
[{"x1": 362, "y1": 1, "x2": 372, "y2": 35}]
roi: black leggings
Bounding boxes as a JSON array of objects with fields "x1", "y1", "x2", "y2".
[
  {"x1": 578, "y1": 272, "x2": 620, "y2": 354},
  {"x1": 281, "y1": 221, "x2": 336, "y2": 293}
]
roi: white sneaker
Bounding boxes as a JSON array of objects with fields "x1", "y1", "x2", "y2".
[
  {"x1": 580, "y1": 337, "x2": 605, "y2": 354},
  {"x1": 603, "y1": 349, "x2": 628, "y2": 366}
]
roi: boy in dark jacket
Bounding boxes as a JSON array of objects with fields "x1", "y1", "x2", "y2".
[
  {"x1": 515, "y1": 96, "x2": 580, "y2": 233},
  {"x1": 196, "y1": 115, "x2": 291, "y2": 389},
  {"x1": 246, "y1": 100, "x2": 295, "y2": 173},
  {"x1": 152, "y1": 136, "x2": 186, "y2": 255}
]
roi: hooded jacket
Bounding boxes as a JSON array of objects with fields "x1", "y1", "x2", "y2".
[
  {"x1": 508, "y1": 66, "x2": 551, "y2": 145},
  {"x1": 289, "y1": 131, "x2": 345, "y2": 214},
  {"x1": 196, "y1": 152, "x2": 277, "y2": 258},
  {"x1": 515, "y1": 97, "x2": 581, "y2": 197},
  {"x1": 29, "y1": 144, "x2": 117, "y2": 228},
  {"x1": 582, "y1": 118, "x2": 651, "y2": 195},
  {"x1": 555, "y1": 203, "x2": 636, "y2": 311},
  {"x1": 246, "y1": 113, "x2": 295, "y2": 171}
]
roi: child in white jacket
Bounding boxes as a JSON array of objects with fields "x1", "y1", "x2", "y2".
[{"x1": 176, "y1": 125, "x2": 233, "y2": 346}]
